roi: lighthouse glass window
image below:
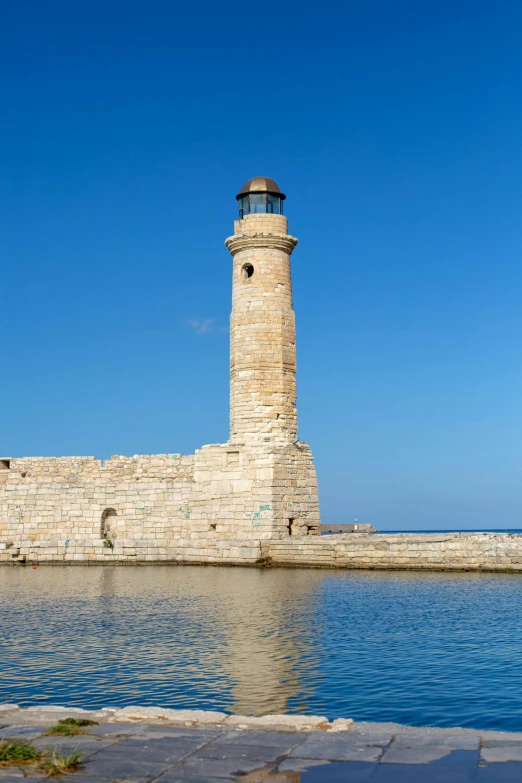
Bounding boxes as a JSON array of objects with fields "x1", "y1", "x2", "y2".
[
  {"x1": 267, "y1": 194, "x2": 282, "y2": 214},
  {"x1": 239, "y1": 194, "x2": 283, "y2": 218},
  {"x1": 250, "y1": 194, "x2": 266, "y2": 213},
  {"x1": 239, "y1": 196, "x2": 249, "y2": 218}
]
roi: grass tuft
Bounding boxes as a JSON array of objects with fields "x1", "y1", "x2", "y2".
[
  {"x1": 0, "y1": 739, "x2": 83, "y2": 777},
  {"x1": 0, "y1": 739, "x2": 42, "y2": 764},
  {"x1": 40, "y1": 749, "x2": 83, "y2": 776},
  {"x1": 47, "y1": 724, "x2": 82, "y2": 737},
  {"x1": 47, "y1": 718, "x2": 98, "y2": 737}
]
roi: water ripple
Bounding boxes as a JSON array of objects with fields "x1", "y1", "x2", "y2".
[{"x1": 1, "y1": 566, "x2": 522, "y2": 730}]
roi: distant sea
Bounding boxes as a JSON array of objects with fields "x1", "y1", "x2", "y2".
[{"x1": 380, "y1": 528, "x2": 522, "y2": 534}]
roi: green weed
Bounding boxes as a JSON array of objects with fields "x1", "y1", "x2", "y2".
[
  {"x1": 40, "y1": 749, "x2": 83, "y2": 776},
  {"x1": 0, "y1": 739, "x2": 42, "y2": 764},
  {"x1": 47, "y1": 718, "x2": 98, "y2": 736},
  {"x1": 0, "y1": 738, "x2": 83, "y2": 777}
]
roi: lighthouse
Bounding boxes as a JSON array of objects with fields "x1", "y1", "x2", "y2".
[
  {"x1": 222, "y1": 177, "x2": 320, "y2": 537},
  {"x1": 226, "y1": 177, "x2": 298, "y2": 444}
]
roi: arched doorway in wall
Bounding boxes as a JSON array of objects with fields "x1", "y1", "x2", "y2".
[{"x1": 101, "y1": 508, "x2": 117, "y2": 539}]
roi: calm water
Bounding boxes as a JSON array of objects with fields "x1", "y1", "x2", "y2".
[{"x1": 1, "y1": 566, "x2": 522, "y2": 731}]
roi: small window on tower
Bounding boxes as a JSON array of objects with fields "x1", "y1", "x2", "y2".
[
  {"x1": 0, "y1": 460, "x2": 11, "y2": 470},
  {"x1": 241, "y1": 263, "x2": 254, "y2": 280}
]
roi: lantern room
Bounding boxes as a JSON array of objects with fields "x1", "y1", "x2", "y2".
[{"x1": 236, "y1": 176, "x2": 286, "y2": 219}]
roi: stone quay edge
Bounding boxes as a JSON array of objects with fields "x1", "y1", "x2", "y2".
[
  {"x1": 0, "y1": 703, "x2": 521, "y2": 772},
  {"x1": 2, "y1": 532, "x2": 522, "y2": 572}
]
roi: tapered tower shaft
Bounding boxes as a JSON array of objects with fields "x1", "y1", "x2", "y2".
[{"x1": 225, "y1": 178, "x2": 299, "y2": 444}]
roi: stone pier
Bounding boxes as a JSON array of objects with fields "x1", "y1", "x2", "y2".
[{"x1": 2, "y1": 532, "x2": 522, "y2": 572}]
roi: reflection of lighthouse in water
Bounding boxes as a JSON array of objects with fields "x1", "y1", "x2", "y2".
[{"x1": 209, "y1": 568, "x2": 324, "y2": 717}]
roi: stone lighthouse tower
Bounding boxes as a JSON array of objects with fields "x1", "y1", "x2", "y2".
[
  {"x1": 226, "y1": 177, "x2": 297, "y2": 443},
  {"x1": 223, "y1": 177, "x2": 320, "y2": 537}
]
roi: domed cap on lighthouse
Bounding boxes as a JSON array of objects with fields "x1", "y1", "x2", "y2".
[
  {"x1": 236, "y1": 176, "x2": 285, "y2": 219},
  {"x1": 236, "y1": 177, "x2": 286, "y2": 201}
]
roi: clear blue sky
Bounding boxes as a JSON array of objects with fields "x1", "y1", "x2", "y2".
[{"x1": 2, "y1": 1, "x2": 521, "y2": 530}]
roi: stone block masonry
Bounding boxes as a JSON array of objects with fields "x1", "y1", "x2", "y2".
[
  {"x1": 0, "y1": 441, "x2": 319, "y2": 564},
  {"x1": 265, "y1": 532, "x2": 522, "y2": 572}
]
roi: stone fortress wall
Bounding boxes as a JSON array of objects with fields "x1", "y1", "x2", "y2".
[
  {"x1": 0, "y1": 439, "x2": 319, "y2": 564},
  {"x1": 1, "y1": 453, "x2": 521, "y2": 570}
]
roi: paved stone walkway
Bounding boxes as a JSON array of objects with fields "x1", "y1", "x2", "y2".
[{"x1": 1, "y1": 707, "x2": 522, "y2": 781}]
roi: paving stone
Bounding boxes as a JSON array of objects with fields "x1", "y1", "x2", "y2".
[
  {"x1": 75, "y1": 757, "x2": 172, "y2": 781},
  {"x1": 85, "y1": 724, "x2": 143, "y2": 737},
  {"x1": 381, "y1": 744, "x2": 454, "y2": 764},
  {"x1": 0, "y1": 768, "x2": 45, "y2": 780},
  {"x1": 341, "y1": 721, "x2": 408, "y2": 746},
  {"x1": 57, "y1": 778, "x2": 114, "y2": 783},
  {"x1": 87, "y1": 738, "x2": 209, "y2": 764},
  {"x1": 289, "y1": 734, "x2": 384, "y2": 762},
  {"x1": 381, "y1": 729, "x2": 480, "y2": 765},
  {"x1": 481, "y1": 745, "x2": 522, "y2": 763},
  {"x1": 0, "y1": 777, "x2": 33, "y2": 783},
  {"x1": 345, "y1": 728, "x2": 398, "y2": 745},
  {"x1": 129, "y1": 726, "x2": 222, "y2": 742},
  {"x1": 480, "y1": 731, "x2": 522, "y2": 742},
  {"x1": 396, "y1": 729, "x2": 480, "y2": 750},
  {"x1": 216, "y1": 729, "x2": 305, "y2": 748},
  {"x1": 193, "y1": 742, "x2": 286, "y2": 763},
  {"x1": 0, "y1": 726, "x2": 45, "y2": 739},
  {"x1": 33, "y1": 736, "x2": 117, "y2": 756},
  {"x1": 482, "y1": 739, "x2": 522, "y2": 747},
  {"x1": 0, "y1": 717, "x2": 56, "y2": 729},
  {"x1": 174, "y1": 754, "x2": 271, "y2": 779}
]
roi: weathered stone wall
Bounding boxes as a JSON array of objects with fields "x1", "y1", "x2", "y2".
[
  {"x1": 0, "y1": 439, "x2": 320, "y2": 563},
  {"x1": 0, "y1": 454, "x2": 195, "y2": 547},
  {"x1": 2, "y1": 529, "x2": 522, "y2": 571},
  {"x1": 265, "y1": 533, "x2": 522, "y2": 572}
]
